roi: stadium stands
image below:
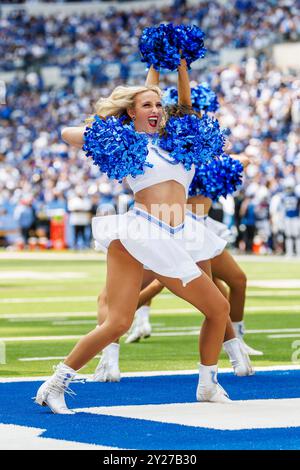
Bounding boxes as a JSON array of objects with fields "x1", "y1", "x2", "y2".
[{"x1": 0, "y1": 0, "x2": 299, "y2": 252}]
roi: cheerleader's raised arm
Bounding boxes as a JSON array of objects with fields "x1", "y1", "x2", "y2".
[
  {"x1": 177, "y1": 56, "x2": 192, "y2": 108},
  {"x1": 145, "y1": 65, "x2": 160, "y2": 87}
]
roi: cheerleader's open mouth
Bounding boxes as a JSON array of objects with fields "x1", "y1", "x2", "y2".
[{"x1": 148, "y1": 116, "x2": 158, "y2": 128}]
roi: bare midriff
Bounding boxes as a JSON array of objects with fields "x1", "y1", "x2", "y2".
[
  {"x1": 187, "y1": 195, "x2": 212, "y2": 217},
  {"x1": 135, "y1": 180, "x2": 187, "y2": 227}
]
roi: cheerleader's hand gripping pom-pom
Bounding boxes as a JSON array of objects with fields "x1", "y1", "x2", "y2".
[
  {"x1": 189, "y1": 154, "x2": 244, "y2": 201},
  {"x1": 159, "y1": 113, "x2": 227, "y2": 170},
  {"x1": 83, "y1": 116, "x2": 151, "y2": 182},
  {"x1": 163, "y1": 83, "x2": 219, "y2": 113},
  {"x1": 139, "y1": 24, "x2": 180, "y2": 71},
  {"x1": 174, "y1": 24, "x2": 206, "y2": 69}
]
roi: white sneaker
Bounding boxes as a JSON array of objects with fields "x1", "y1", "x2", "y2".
[
  {"x1": 240, "y1": 339, "x2": 263, "y2": 356},
  {"x1": 35, "y1": 363, "x2": 76, "y2": 414},
  {"x1": 125, "y1": 320, "x2": 152, "y2": 344},
  {"x1": 223, "y1": 338, "x2": 254, "y2": 377},
  {"x1": 93, "y1": 354, "x2": 120, "y2": 382},
  {"x1": 197, "y1": 383, "x2": 232, "y2": 404}
]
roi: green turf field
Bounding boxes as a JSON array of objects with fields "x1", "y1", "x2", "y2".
[{"x1": 0, "y1": 254, "x2": 300, "y2": 377}]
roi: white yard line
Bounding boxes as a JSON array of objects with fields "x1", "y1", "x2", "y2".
[
  {"x1": 268, "y1": 334, "x2": 300, "y2": 339},
  {"x1": 18, "y1": 355, "x2": 100, "y2": 362},
  {"x1": 0, "y1": 252, "x2": 105, "y2": 261},
  {"x1": 1, "y1": 305, "x2": 300, "y2": 321},
  {"x1": 0, "y1": 335, "x2": 83, "y2": 342},
  {"x1": 1, "y1": 364, "x2": 300, "y2": 383},
  {"x1": 0, "y1": 296, "x2": 96, "y2": 304},
  {"x1": 3, "y1": 327, "x2": 300, "y2": 343},
  {"x1": 246, "y1": 291, "x2": 300, "y2": 297},
  {"x1": 246, "y1": 305, "x2": 300, "y2": 312},
  {"x1": 0, "y1": 424, "x2": 117, "y2": 450},
  {"x1": 1, "y1": 289, "x2": 299, "y2": 305}
]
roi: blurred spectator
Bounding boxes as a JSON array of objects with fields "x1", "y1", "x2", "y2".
[
  {"x1": 13, "y1": 197, "x2": 35, "y2": 245},
  {"x1": 240, "y1": 194, "x2": 256, "y2": 252},
  {"x1": 67, "y1": 187, "x2": 92, "y2": 249}
]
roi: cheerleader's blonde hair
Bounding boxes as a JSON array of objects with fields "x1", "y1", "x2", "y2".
[{"x1": 85, "y1": 85, "x2": 162, "y2": 125}]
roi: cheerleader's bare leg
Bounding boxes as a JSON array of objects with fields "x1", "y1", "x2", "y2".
[
  {"x1": 64, "y1": 241, "x2": 144, "y2": 370},
  {"x1": 154, "y1": 270, "x2": 229, "y2": 366},
  {"x1": 153, "y1": 270, "x2": 232, "y2": 403},
  {"x1": 211, "y1": 250, "x2": 263, "y2": 355},
  {"x1": 93, "y1": 270, "x2": 158, "y2": 382},
  {"x1": 35, "y1": 240, "x2": 144, "y2": 413}
]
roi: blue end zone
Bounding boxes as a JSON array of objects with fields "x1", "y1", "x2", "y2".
[{"x1": 1, "y1": 370, "x2": 300, "y2": 450}]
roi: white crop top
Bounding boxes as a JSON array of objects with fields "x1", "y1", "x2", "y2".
[{"x1": 126, "y1": 142, "x2": 195, "y2": 197}]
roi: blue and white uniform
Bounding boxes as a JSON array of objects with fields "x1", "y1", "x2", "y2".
[
  {"x1": 92, "y1": 141, "x2": 226, "y2": 286},
  {"x1": 282, "y1": 191, "x2": 300, "y2": 237},
  {"x1": 281, "y1": 190, "x2": 300, "y2": 256}
]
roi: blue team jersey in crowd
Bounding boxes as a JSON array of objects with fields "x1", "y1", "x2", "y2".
[{"x1": 282, "y1": 192, "x2": 300, "y2": 218}]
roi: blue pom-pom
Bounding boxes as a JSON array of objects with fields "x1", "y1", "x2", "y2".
[
  {"x1": 189, "y1": 154, "x2": 244, "y2": 201},
  {"x1": 174, "y1": 24, "x2": 206, "y2": 68},
  {"x1": 139, "y1": 24, "x2": 206, "y2": 71},
  {"x1": 139, "y1": 24, "x2": 180, "y2": 71},
  {"x1": 83, "y1": 116, "x2": 151, "y2": 182},
  {"x1": 191, "y1": 83, "x2": 219, "y2": 113},
  {"x1": 162, "y1": 87, "x2": 178, "y2": 107},
  {"x1": 163, "y1": 83, "x2": 219, "y2": 113},
  {"x1": 159, "y1": 114, "x2": 227, "y2": 170}
]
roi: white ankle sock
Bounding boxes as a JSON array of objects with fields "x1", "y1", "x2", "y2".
[
  {"x1": 103, "y1": 343, "x2": 120, "y2": 362},
  {"x1": 232, "y1": 321, "x2": 245, "y2": 339},
  {"x1": 58, "y1": 362, "x2": 76, "y2": 374},
  {"x1": 223, "y1": 338, "x2": 240, "y2": 361},
  {"x1": 136, "y1": 306, "x2": 150, "y2": 323},
  {"x1": 198, "y1": 364, "x2": 218, "y2": 388}
]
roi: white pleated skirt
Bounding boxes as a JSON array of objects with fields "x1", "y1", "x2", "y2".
[
  {"x1": 92, "y1": 207, "x2": 226, "y2": 286},
  {"x1": 205, "y1": 216, "x2": 232, "y2": 242}
]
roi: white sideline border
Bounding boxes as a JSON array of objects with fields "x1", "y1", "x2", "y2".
[{"x1": 1, "y1": 364, "x2": 300, "y2": 383}]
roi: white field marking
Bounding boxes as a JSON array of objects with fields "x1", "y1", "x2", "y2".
[
  {"x1": 0, "y1": 296, "x2": 96, "y2": 304},
  {"x1": 157, "y1": 291, "x2": 300, "y2": 298},
  {"x1": 1, "y1": 305, "x2": 300, "y2": 322},
  {"x1": 246, "y1": 305, "x2": 300, "y2": 312},
  {"x1": 0, "y1": 335, "x2": 83, "y2": 342},
  {"x1": 1, "y1": 365, "x2": 300, "y2": 383},
  {"x1": 52, "y1": 320, "x2": 97, "y2": 326},
  {"x1": 268, "y1": 334, "x2": 300, "y2": 339},
  {"x1": 18, "y1": 355, "x2": 100, "y2": 362},
  {"x1": 0, "y1": 333, "x2": 200, "y2": 342},
  {"x1": 247, "y1": 291, "x2": 300, "y2": 296},
  {"x1": 76, "y1": 398, "x2": 300, "y2": 431},
  {"x1": 160, "y1": 291, "x2": 300, "y2": 298},
  {"x1": 248, "y1": 279, "x2": 300, "y2": 288},
  {"x1": 2, "y1": 313, "x2": 96, "y2": 320},
  {"x1": 51, "y1": 320, "x2": 165, "y2": 327},
  {"x1": 0, "y1": 424, "x2": 118, "y2": 450},
  {"x1": 0, "y1": 271, "x2": 88, "y2": 280},
  {"x1": 1, "y1": 290, "x2": 299, "y2": 305},
  {"x1": 0, "y1": 252, "x2": 105, "y2": 261},
  {"x1": 3, "y1": 326, "x2": 300, "y2": 343}
]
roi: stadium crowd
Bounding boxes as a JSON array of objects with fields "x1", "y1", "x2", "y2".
[
  {"x1": 0, "y1": 1, "x2": 300, "y2": 254},
  {"x1": 1, "y1": 0, "x2": 299, "y2": 74}
]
